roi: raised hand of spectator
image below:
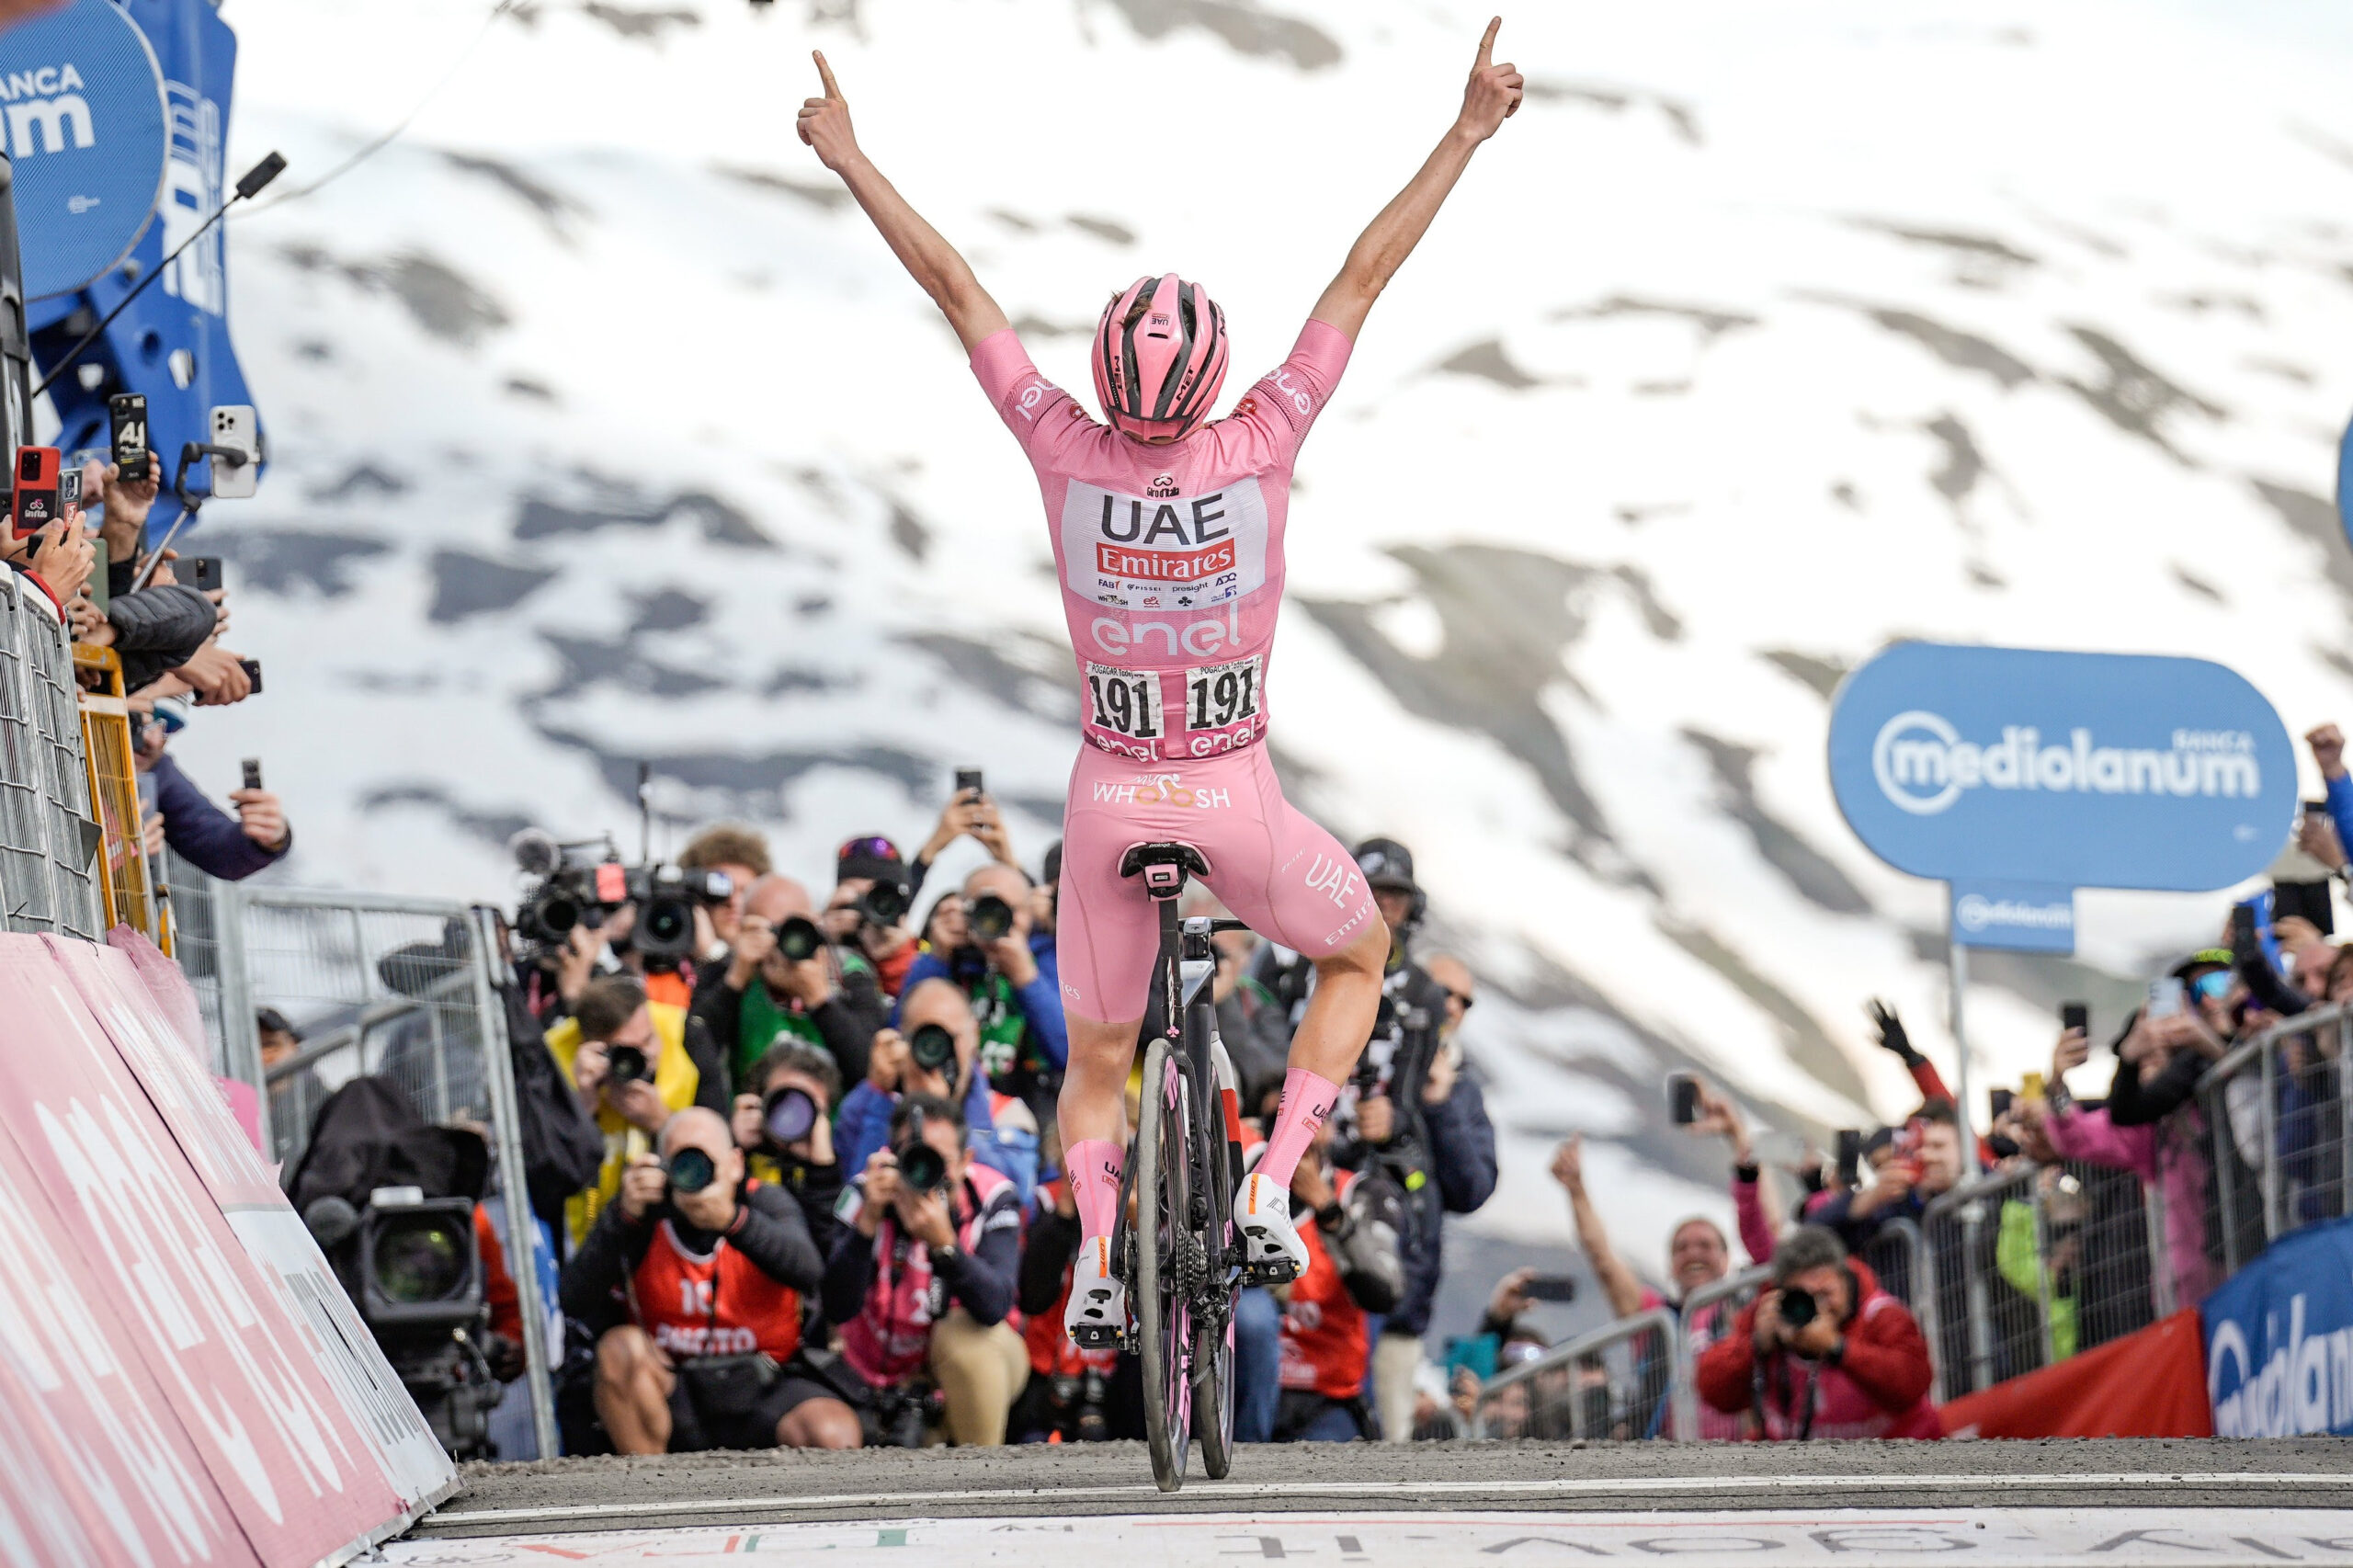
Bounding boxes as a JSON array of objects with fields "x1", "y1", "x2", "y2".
[
  {"x1": 1421, "y1": 1040, "x2": 1461, "y2": 1105},
  {"x1": 617, "y1": 1152, "x2": 665, "y2": 1222},
  {"x1": 969, "y1": 794, "x2": 1016, "y2": 866},
  {"x1": 27, "y1": 520, "x2": 94, "y2": 602},
  {"x1": 2300, "y1": 809, "x2": 2347, "y2": 871},
  {"x1": 175, "y1": 642, "x2": 252, "y2": 706},
  {"x1": 2051, "y1": 1026, "x2": 2089, "y2": 1085},
  {"x1": 1357, "y1": 1093, "x2": 1396, "y2": 1146},
  {"x1": 918, "y1": 789, "x2": 985, "y2": 864},
  {"x1": 894, "y1": 1182, "x2": 956, "y2": 1249},
  {"x1": 1549, "y1": 1135, "x2": 1586, "y2": 1196},
  {"x1": 574, "y1": 1037, "x2": 610, "y2": 1104},
  {"x1": 141, "y1": 810, "x2": 165, "y2": 858},
  {"x1": 86, "y1": 458, "x2": 157, "y2": 567},
  {"x1": 1486, "y1": 1265, "x2": 1537, "y2": 1325},
  {"x1": 1866, "y1": 999, "x2": 1923, "y2": 1065},
  {"x1": 1687, "y1": 1080, "x2": 1751, "y2": 1165},
  {"x1": 557, "y1": 922, "x2": 608, "y2": 1005},
  {"x1": 230, "y1": 789, "x2": 289, "y2": 852},
  {"x1": 1850, "y1": 1160, "x2": 1912, "y2": 1218},
  {"x1": 2309, "y1": 723, "x2": 2347, "y2": 782}
]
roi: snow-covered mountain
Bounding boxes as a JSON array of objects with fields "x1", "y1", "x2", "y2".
[{"x1": 130, "y1": 0, "x2": 2353, "y2": 1303}]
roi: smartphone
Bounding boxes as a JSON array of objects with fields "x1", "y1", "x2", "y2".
[
  {"x1": 208, "y1": 405, "x2": 257, "y2": 499},
  {"x1": 1835, "y1": 1129, "x2": 1863, "y2": 1187},
  {"x1": 241, "y1": 758, "x2": 262, "y2": 792},
  {"x1": 108, "y1": 392, "x2": 150, "y2": 484},
  {"x1": 2061, "y1": 1001, "x2": 2088, "y2": 1037},
  {"x1": 954, "y1": 767, "x2": 984, "y2": 799},
  {"x1": 1989, "y1": 1088, "x2": 2014, "y2": 1121},
  {"x1": 11, "y1": 445, "x2": 59, "y2": 537},
  {"x1": 1522, "y1": 1275, "x2": 1578, "y2": 1303},
  {"x1": 2020, "y1": 1070, "x2": 2046, "y2": 1101},
  {"x1": 2308, "y1": 800, "x2": 2332, "y2": 824},
  {"x1": 183, "y1": 557, "x2": 223, "y2": 594},
  {"x1": 238, "y1": 657, "x2": 262, "y2": 695},
  {"x1": 2146, "y1": 975, "x2": 2186, "y2": 1019},
  {"x1": 1665, "y1": 1071, "x2": 1700, "y2": 1125},
  {"x1": 57, "y1": 468, "x2": 79, "y2": 517}
]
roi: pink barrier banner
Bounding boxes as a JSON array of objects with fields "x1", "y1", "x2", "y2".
[
  {"x1": 0, "y1": 936, "x2": 429, "y2": 1565},
  {"x1": 61, "y1": 935, "x2": 459, "y2": 1509}
]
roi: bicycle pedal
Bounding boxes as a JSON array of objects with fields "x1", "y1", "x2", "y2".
[
  {"x1": 1069, "y1": 1324, "x2": 1126, "y2": 1351},
  {"x1": 1241, "y1": 1258, "x2": 1300, "y2": 1288}
]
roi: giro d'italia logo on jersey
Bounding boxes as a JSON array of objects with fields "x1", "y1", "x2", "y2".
[{"x1": 1059, "y1": 476, "x2": 1269, "y2": 614}]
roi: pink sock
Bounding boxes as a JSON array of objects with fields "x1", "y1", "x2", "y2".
[
  {"x1": 1255, "y1": 1069, "x2": 1342, "y2": 1192},
  {"x1": 1066, "y1": 1139, "x2": 1124, "y2": 1243}
]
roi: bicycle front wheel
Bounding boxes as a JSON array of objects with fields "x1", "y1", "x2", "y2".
[{"x1": 1134, "y1": 1034, "x2": 1193, "y2": 1493}]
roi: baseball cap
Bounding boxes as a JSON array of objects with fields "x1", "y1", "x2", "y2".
[
  {"x1": 255, "y1": 1006, "x2": 301, "y2": 1041},
  {"x1": 836, "y1": 835, "x2": 906, "y2": 886},
  {"x1": 1041, "y1": 840, "x2": 1062, "y2": 887},
  {"x1": 1353, "y1": 836, "x2": 1418, "y2": 892},
  {"x1": 2172, "y1": 949, "x2": 2234, "y2": 982}
]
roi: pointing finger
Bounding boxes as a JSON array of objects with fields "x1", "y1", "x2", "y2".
[
  {"x1": 1475, "y1": 15, "x2": 1500, "y2": 69},
  {"x1": 813, "y1": 49, "x2": 842, "y2": 99}
]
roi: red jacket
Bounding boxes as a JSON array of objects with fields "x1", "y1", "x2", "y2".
[{"x1": 1694, "y1": 1257, "x2": 1939, "y2": 1440}]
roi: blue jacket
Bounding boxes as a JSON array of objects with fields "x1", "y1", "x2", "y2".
[
  {"x1": 895, "y1": 940, "x2": 1069, "y2": 1071},
  {"x1": 152, "y1": 754, "x2": 288, "y2": 881},
  {"x1": 1387, "y1": 1073, "x2": 1499, "y2": 1337},
  {"x1": 2326, "y1": 774, "x2": 2353, "y2": 885},
  {"x1": 836, "y1": 1072, "x2": 997, "y2": 1182}
]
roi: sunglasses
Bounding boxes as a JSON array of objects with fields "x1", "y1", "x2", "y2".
[
  {"x1": 2189, "y1": 971, "x2": 2233, "y2": 1003},
  {"x1": 1444, "y1": 989, "x2": 1475, "y2": 1011}
]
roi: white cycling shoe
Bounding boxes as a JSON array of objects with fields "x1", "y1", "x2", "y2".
[
  {"x1": 1065, "y1": 1233, "x2": 1127, "y2": 1348},
  {"x1": 1235, "y1": 1171, "x2": 1308, "y2": 1283}
]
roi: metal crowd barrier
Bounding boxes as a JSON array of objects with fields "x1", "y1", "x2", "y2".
[
  {"x1": 1667, "y1": 1265, "x2": 1768, "y2": 1439},
  {"x1": 2196, "y1": 1002, "x2": 2353, "y2": 1278},
  {"x1": 1470, "y1": 1304, "x2": 1679, "y2": 1440},
  {"x1": 0, "y1": 571, "x2": 103, "y2": 938},
  {"x1": 162, "y1": 861, "x2": 559, "y2": 1462}
]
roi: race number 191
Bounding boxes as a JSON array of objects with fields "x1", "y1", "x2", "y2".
[
  {"x1": 1187, "y1": 656, "x2": 1261, "y2": 733},
  {"x1": 1086, "y1": 663, "x2": 1165, "y2": 739}
]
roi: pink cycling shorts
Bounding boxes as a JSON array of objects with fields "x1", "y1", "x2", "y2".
[{"x1": 1056, "y1": 743, "x2": 1381, "y2": 1024}]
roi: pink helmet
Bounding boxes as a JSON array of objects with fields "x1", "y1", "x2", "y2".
[{"x1": 1092, "y1": 273, "x2": 1230, "y2": 441}]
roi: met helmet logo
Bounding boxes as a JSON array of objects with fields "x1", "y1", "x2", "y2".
[
  {"x1": 1873, "y1": 709, "x2": 2262, "y2": 817},
  {"x1": 0, "y1": 63, "x2": 91, "y2": 157}
]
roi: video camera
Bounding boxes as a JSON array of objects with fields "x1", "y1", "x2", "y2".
[{"x1": 508, "y1": 829, "x2": 735, "y2": 965}]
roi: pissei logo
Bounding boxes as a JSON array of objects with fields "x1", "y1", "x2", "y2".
[{"x1": 1871, "y1": 710, "x2": 2262, "y2": 817}]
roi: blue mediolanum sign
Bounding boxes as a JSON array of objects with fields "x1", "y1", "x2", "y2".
[
  {"x1": 1829, "y1": 642, "x2": 2294, "y2": 892},
  {"x1": 2204, "y1": 1216, "x2": 2353, "y2": 1437},
  {"x1": 1949, "y1": 878, "x2": 2076, "y2": 955},
  {"x1": 0, "y1": 0, "x2": 168, "y2": 301}
]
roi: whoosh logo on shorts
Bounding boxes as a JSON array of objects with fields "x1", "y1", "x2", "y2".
[{"x1": 1090, "y1": 776, "x2": 1233, "y2": 809}]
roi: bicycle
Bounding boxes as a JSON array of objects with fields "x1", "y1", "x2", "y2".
[{"x1": 1095, "y1": 841, "x2": 1275, "y2": 1492}]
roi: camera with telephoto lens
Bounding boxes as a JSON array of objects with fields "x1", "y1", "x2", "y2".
[
  {"x1": 856, "y1": 878, "x2": 911, "y2": 927},
  {"x1": 665, "y1": 1146, "x2": 718, "y2": 1195},
  {"x1": 631, "y1": 863, "x2": 735, "y2": 966},
  {"x1": 1779, "y1": 1287, "x2": 1819, "y2": 1331},
  {"x1": 1050, "y1": 1368, "x2": 1111, "y2": 1443},
  {"x1": 894, "y1": 1108, "x2": 949, "y2": 1195},
  {"x1": 777, "y1": 915, "x2": 823, "y2": 961},
  {"x1": 870, "y1": 1381, "x2": 945, "y2": 1448},
  {"x1": 764, "y1": 1085, "x2": 818, "y2": 1145},
  {"x1": 968, "y1": 892, "x2": 1016, "y2": 943},
  {"x1": 907, "y1": 1021, "x2": 957, "y2": 1075},
  {"x1": 506, "y1": 832, "x2": 733, "y2": 965},
  {"x1": 606, "y1": 1042, "x2": 652, "y2": 1089},
  {"x1": 304, "y1": 1186, "x2": 501, "y2": 1460}
]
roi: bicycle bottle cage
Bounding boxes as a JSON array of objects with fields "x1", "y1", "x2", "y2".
[{"x1": 1120, "y1": 841, "x2": 1211, "y2": 900}]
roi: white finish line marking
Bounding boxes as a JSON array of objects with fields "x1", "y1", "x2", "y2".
[
  {"x1": 384, "y1": 1507, "x2": 2353, "y2": 1565},
  {"x1": 416, "y1": 1471, "x2": 2353, "y2": 1529}
]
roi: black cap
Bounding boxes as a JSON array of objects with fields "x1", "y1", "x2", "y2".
[
  {"x1": 1353, "y1": 836, "x2": 1417, "y2": 893},
  {"x1": 255, "y1": 1006, "x2": 301, "y2": 1041},
  {"x1": 1042, "y1": 840, "x2": 1062, "y2": 887},
  {"x1": 836, "y1": 835, "x2": 907, "y2": 886}
]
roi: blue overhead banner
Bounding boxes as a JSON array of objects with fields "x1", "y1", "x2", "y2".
[
  {"x1": 1949, "y1": 879, "x2": 2076, "y2": 955},
  {"x1": 2204, "y1": 1216, "x2": 2353, "y2": 1437},
  {"x1": 1829, "y1": 642, "x2": 2295, "y2": 892},
  {"x1": 26, "y1": 0, "x2": 256, "y2": 504},
  {"x1": 0, "y1": 0, "x2": 169, "y2": 301}
]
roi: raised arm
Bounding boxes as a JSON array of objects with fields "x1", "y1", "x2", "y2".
[
  {"x1": 799, "y1": 52, "x2": 1010, "y2": 352},
  {"x1": 1310, "y1": 17, "x2": 1524, "y2": 342},
  {"x1": 1551, "y1": 1137, "x2": 1647, "y2": 1321}
]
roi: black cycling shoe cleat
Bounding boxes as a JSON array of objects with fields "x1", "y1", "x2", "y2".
[{"x1": 1240, "y1": 1257, "x2": 1301, "y2": 1288}]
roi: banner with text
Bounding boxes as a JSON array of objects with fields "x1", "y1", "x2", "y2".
[{"x1": 2204, "y1": 1215, "x2": 2353, "y2": 1437}]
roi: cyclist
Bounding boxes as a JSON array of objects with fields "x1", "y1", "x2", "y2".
[{"x1": 798, "y1": 17, "x2": 1525, "y2": 1342}]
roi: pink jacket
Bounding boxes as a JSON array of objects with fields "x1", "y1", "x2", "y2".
[{"x1": 2042, "y1": 1103, "x2": 2213, "y2": 1311}]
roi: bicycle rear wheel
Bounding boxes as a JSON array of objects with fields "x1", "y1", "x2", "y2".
[
  {"x1": 1193, "y1": 1006, "x2": 1240, "y2": 1478},
  {"x1": 1134, "y1": 1034, "x2": 1193, "y2": 1493}
]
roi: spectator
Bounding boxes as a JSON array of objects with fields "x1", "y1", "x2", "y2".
[
  {"x1": 1866, "y1": 1000, "x2": 1957, "y2": 1108},
  {"x1": 1012, "y1": 1160, "x2": 1138, "y2": 1443},
  {"x1": 256, "y1": 1005, "x2": 324, "y2": 1161},
  {"x1": 560, "y1": 1107, "x2": 858, "y2": 1453},
  {"x1": 484, "y1": 915, "x2": 605, "y2": 1242},
  {"x1": 822, "y1": 1094, "x2": 1025, "y2": 1445},
  {"x1": 904, "y1": 781, "x2": 1018, "y2": 901},
  {"x1": 2104, "y1": 954, "x2": 2233, "y2": 1127},
  {"x1": 675, "y1": 822, "x2": 768, "y2": 966},
  {"x1": 1370, "y1": 947, "x2": 1497, "y2": 1446},
  {"x1": 546, "y1": 976, "x2": 726, "y2": 1249},
  {"x1": 731, "y1": 1040, "x2": 847, "y2": 1264},
  {"x1": 691, "y1": 872, "x2": 884, "y2": 1090},
  {"x1": 1694, "y1": 1224, "x2": 1939, "y2": 1440},
  {"x1": 1271, "y1": 1118, "x2": 1404, "y2": 1442},
  {"x1": 1809, "y1": 1101, "x2": 1972, "y2": 1251},
  {"x1": 821, "y1": 835, "x2": 921, "y2": 1000},
  {"x1": 837, "y1": 977, "x2": 1000, "y2": 1182},
  {"x1": 898, "y1": 861, "x2": 1066, "y2": 1121},
  {"x1": 131, "y1": 707, "x2": 290, "y2": 881}
]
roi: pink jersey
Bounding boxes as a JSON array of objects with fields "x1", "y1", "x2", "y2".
[{"x1": 970, "y1": 320, "x2": 1352, "y2": 764}]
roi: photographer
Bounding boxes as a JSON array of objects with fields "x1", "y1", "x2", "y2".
[
  {"x1": 822, "y1": 1095, "x2": 1026, "y2": 1446},
  {"x1": 691, "y1": 873, "x2": 885, "y2": 1090},
  {"x1": 898, "y1": 862, "x2": 1066, "y2": 1119},
  {"x1": 838, "y1": 978, "x2": 1001, "y2": 1183},
  {"x1": 676, "y1": 823, "x2": 768, "y2": 965},
  {"x1": 1810, "y1": 1100, "x2": 1972, "y2": 1252},
  {"x1": 733, "y1": 1040, "x2": 847, "y2": 1263},
  {"x1": 546, "y1": 977, "x2": 725, "y2": 1248},
  {"x1": 131, "y1": 707, "x2": 290, "y2": 881},
  {"x1": 561, "y1": 1107, "x2": 858, "y2": 1452},
  {"x1": 824, "y1": 835, "x2": 920, "y2": 1000},
  {"x1": 1694, "y1": 1224, "x2": 1938, "y2": 1440}
]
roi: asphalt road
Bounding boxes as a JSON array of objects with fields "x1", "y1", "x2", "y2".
[{"x1": 409, "y1": 1438, "x2": 2353, "y2": 1539}]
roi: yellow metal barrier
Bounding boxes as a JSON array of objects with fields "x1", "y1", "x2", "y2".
[{"x1": 72, "y1": 644, "x2": 166, "y2": 950}]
